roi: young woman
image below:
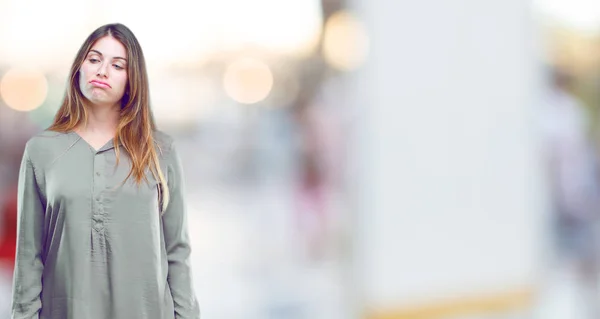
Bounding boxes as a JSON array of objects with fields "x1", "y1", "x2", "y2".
[{"x1": 11, "y1": 23, "x2": 200, "y2": 319}]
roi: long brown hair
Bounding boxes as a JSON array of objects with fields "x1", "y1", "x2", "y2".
[{"x1": 48, "y1": 23, "x2": 169, "y2": 213}]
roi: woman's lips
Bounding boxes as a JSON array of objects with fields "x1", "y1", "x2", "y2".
[{"x1": 90, "y1": 80, "x2": 111, "y2": 88}]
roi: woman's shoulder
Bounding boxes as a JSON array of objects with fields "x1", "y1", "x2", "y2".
[
  {"x1": 23, "y1": 130, "x2": 72, "y2": 162},
  {"x1": 153, "y1": 130, "x2": 176, "y2": 156}
]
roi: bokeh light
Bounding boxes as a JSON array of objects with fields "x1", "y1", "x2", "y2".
[
  {"x1": 322, "y1": 11, "x2": 370, "y2": 71},
  {"x1": 223, "y1": 57, "x2": 274, "y2": 104},
  {"x1": 0, "y1": 68, "x2": 48, "y2": 112}
]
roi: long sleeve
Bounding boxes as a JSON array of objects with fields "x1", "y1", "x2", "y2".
[
  {"x1": 11, "y1": 149, "x2": 45, "y2": 319},
  {"x1": 162, "y1": 143, "x2": 200, "y2": 319}
]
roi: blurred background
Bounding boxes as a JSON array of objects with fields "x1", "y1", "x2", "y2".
[{"x1": 4, "y1": 0, "x2": 600, "y2": 318}]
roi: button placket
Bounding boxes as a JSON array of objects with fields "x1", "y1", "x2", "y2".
[{"x1": 92, "y1": 153, "x2": 105, "y2": 232}]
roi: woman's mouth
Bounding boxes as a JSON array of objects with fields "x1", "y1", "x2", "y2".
[{"x1": 90, "y1": 80, "x2": 111, "y2": 88}]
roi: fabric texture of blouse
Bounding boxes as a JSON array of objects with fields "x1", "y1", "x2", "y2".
[{"x1": 11, "y1": 130, "x2": 200, "y2": 319}]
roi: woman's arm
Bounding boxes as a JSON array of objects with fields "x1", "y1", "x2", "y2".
[
  {"x1": 162, "y1": 142, "x2": 200, "y2": 319},
  {"x1": 11, "y1": 148, "x2": 45, "y2": 319}
]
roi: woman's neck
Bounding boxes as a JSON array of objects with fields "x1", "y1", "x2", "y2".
[{"x1": 78, "y1": 102, "x2": 120, "y2": 134}]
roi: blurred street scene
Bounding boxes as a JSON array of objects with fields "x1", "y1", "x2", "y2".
[{"x1": 3, "y1": 0, "x2": 600, "y2": 319}]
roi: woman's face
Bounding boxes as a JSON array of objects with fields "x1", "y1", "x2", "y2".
[{"x1": 78, "y1": 36, "x2": 128, "y2": 108}]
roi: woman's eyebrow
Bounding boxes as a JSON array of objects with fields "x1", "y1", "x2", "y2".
[{"x1": 89, "y1": 49, "x2": 127, "y2": 61}]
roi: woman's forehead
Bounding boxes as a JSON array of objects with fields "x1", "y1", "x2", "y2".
[{"x1": 89, "y1": 36, "x2": 127, "y2": 59}]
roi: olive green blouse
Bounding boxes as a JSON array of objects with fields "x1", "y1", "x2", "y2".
[{"x1": 11, "y1": 130, "x2": 200, "y2": 319}]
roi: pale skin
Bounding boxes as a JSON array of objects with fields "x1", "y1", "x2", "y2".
[{"x1": 75, "y1": 35, "x2": 128, "y2": 151}]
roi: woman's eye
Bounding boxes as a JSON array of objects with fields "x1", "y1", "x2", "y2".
[
  {"x1": 89, "y1": 58, "x2": 99, "y2": 63},
  {"x1": 113, "y1": 64, "x2": 124, "y2": 70}
]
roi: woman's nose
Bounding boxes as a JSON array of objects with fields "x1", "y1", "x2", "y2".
[{"x1": 96, "y1": 62, "x2": 108, "y2": 77}]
